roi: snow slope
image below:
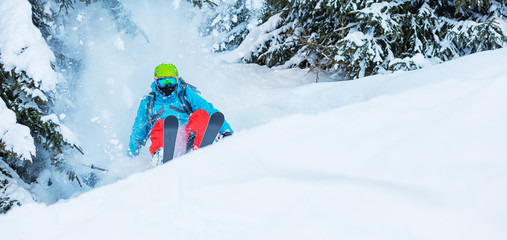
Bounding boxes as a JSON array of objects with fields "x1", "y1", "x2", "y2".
[{"x1": 1, "y1": 44, "x2": 506, "y2": 239}]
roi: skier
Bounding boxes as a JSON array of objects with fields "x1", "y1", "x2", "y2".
[{"x1": 128, "y1": 63, "x2": 233, "y2": 165}]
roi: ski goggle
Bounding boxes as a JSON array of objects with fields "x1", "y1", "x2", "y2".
[{"x1": 155, "y1": 77, "x2": 177, "y2": 88}]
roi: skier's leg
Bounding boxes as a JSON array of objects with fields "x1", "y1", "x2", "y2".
[
  {"x1": 185, "y1": 109, "x2": 210, "y2": 151},
  {"x1": 149, "y1": 119, "x2": 164, "y2": 155},
  {"x1": 148, "y1": 119, "x2": 165, "y2": 166}
]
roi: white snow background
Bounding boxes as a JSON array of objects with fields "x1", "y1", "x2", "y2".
[{"x1": 1, "y1": 0, "x2": 507, "y2": 239}]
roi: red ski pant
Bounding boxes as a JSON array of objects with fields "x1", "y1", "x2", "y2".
[{"x1": 149, "y1": 109, "x2": 210, "y2": 155}]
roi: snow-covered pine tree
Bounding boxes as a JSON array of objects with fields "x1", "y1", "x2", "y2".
[
  {"x1": 189, "y1": 0, "x2": 262, "y2": 52},
  {"x1": 1, "y1": 0, "x2": 147, "y2": 213},
  {"x1": 99, "y1": 0, "x2": 150, "y2": 42},
  {"x1": 242, "y1": 0, "x2": 507, "y2": 80},
  {"x1": 0, "y1": 65, "x2": 80, "y2": 179},
  {"x1": 0, "y1": 0, "x2": 83, "y2": 212},
  {"x1": 251, "y1": 0, "x2": 358, "y2": 72},
  {"x1": 0, "y1": 161, "x2": 33, "y2": 214},
  {"x1": 1, "y1": 0, "x2": 148, "y2": 213},
  {"x1": 4, "y1": 0, "x2": 148, "y2": 207},
  {"x1": 187, "y1": 0, "x2": 219, "y2": 8}
]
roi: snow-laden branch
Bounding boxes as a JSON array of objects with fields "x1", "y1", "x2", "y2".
[{"x1": 0, "y1": 0, "x2": 61, "y2": 93}]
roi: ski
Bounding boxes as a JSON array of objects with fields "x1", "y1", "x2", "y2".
[
  {"x1": 200, "y1": 112, "x2": 225, "y2": 148},
  {"x1": 162, "y1": 115, "x2": 179, "y2": 163}
]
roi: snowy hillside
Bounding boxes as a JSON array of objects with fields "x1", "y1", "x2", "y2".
[{"x1": 1, "y1": 44, "x2": 506, "y2": 239}]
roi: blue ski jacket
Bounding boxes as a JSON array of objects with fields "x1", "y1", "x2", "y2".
[{"x1": 128, "y1": 81, "x2": 233, "y2": 156}]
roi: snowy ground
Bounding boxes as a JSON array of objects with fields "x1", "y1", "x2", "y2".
[
  {"x1": 2, "y1": 48, "x2": 507, "y2": 240},
  {"x1": 1, "y1": 1, "x2": 507, "y2": 239}
]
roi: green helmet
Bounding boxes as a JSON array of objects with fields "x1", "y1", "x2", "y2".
[{"x1": 154, "y1": 63, "x2": 179, "y2": 79}]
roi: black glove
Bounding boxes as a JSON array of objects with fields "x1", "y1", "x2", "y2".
[{"x1": 219, "y1": 131, "x2": 233, "y2": 140}]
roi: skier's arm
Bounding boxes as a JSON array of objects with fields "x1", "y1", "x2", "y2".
[
  {"x1": 128, "y1": 96, "x2": 151, "y2": 156},
  {"x1": 185, "y1": 88, "x2": 233, "y2": 134}
]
